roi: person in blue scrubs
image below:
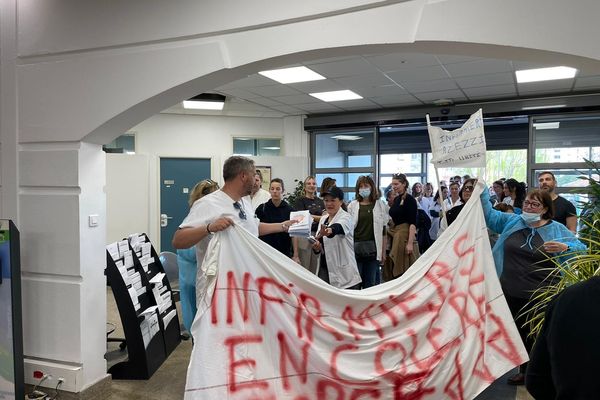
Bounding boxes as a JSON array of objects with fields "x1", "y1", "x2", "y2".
[{"x1": 177, "y1": 179, "x2": 219, "y2": 333}]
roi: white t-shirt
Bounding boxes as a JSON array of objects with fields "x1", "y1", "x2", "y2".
[
  {"x1": 444, "y1": 197, "x2": 462, "y2": 210},
  {"x1": 251, "y1": 188, "x2": 271, "y2": 210},
  {"x1": 179, "y1": 190, "x2": 259, "y2": 264}
]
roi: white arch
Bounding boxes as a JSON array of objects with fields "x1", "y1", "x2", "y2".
[{"x1": 18, "y1": 0, "x2": 600, "y2": 145}]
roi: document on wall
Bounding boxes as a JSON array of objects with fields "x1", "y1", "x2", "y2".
[{"x1": 287, "y1": 210, "x2": 313, "y2": 238}]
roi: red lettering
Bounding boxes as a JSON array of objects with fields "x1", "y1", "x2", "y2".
[
  {"x1": 296, "y1": 293, "x2": 344, "y2": 342},
  {"x1": 331, "y1": 344, "x2": 379, "y2": 386},
  {"x1": 226, "y1": 271, "x2": 251, "y2": 324},
  {"x1": 350, "y1": 388, "x2": 381, "y2": 399},
  {"x1": 277, "y1": 331, "x2": 310, "y2": 390},
  {"x1": 341, "y1": 304, "x2": 384, "y2": 340},
  {"x1": 224, "y1": 335, "x2": 268, "y2": 393},
  {"x1": 257, "y1": 277, "x2": 291, "y2": 325},
  {"x1": 316, "y1": 380, "x2": 345, "y2": 400}
]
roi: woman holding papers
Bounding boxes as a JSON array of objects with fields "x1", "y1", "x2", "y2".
[
  {"x1": 255, "y1": 178, "x2": 299, "y2": 260},
  {"x1": 311, "y1": 186, "x2": 361, "y2": 289},
  {"x1": 348, "y1": 176, "x2": 389, "y2": 288},
  {"x1": 480, "y1": 184, "x2": 585, "y2": 386},
  {"x1": 294, "y1": 176, "x2": 325, "y2": 273},
  {"x1": 176, "y1": 179, "x2": 219, "y2": 333}
]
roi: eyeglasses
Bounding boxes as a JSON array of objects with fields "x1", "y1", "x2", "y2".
[
  {"x1": 463, "y1": 185, "x2": 474, "y2": 192},
  {"x1": 233, "y1": 202, "x2": 247, "y2": 220},
  {"x1": 523, "y1": 200, "x2": 542, "y2": 209},
  {"x1": 392, "y1": 173, "x2": 406, "y2": 180}
]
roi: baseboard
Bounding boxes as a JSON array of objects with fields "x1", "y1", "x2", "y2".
[{"x1": 25, "y1": 374, "x2": 111, "y2": 400}]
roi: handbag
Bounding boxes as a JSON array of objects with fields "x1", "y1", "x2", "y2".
[{"x1": 354, "y1": 240, "x2": 377, "y2": 259}]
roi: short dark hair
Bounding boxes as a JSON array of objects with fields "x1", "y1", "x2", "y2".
[
  {"x1": 527, "y1": 189, "x2": 554, "y2": 220},
  {"x1": 538, "y1": 171, "x2": 556, "y2": 182},
  {"x1": 270, "y1": 177, "x2": 284, "y2": 191},
  {"x1": 223, "y1": 156, "x2": 255, "y2": 182}
]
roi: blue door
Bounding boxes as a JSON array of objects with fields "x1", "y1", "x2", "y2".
[{"x1": 160, "y1": 158, "x2": 211, "y2": 253}]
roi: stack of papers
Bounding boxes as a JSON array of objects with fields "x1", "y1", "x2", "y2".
[{"x1": 288, "y1": 210, "x2": 313, "y2": 238}]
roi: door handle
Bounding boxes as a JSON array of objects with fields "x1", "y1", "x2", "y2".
[{"x1": 160, "y1": 213, "x2": 173, "y2": 228}]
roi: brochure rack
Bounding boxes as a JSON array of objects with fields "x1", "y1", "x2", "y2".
[{"x1": 105, "y1": 233, "x2": 181, "y2": 379}]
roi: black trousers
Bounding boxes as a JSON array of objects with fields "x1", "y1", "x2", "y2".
[{"x1": 504, "y1": 293, "x2": 537, "y2": 373}]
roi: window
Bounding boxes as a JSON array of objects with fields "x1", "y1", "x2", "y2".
[
  {"x1": 533, "y1": 115, "x2": 600, "y2": 164},
  {"x1": 233, "y1": 137, "x2": 281, "y2": 156},
  {"x1": 103, "y1": 133, "x2": 136, "y2": 154},
  {"x1": 312, "y1": 129, "x2": 376, "y2": 199}
]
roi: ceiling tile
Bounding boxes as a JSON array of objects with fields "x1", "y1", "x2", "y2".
[
  {"x1": 245, "y1": 85, "x2": 302, "y2": 97},
  {"x1": 303, "y1": 56, "x2": 357, "y2": 65},
  {"x1": 269, "y1": 105, "x2": 305, "y2": 114},
  {"x1": 287, "y1": 79, "x2": 344, "y2": 94},
  {"x1": 308, "y1": 57, "x2": 376, "y2": 78},
  {"x1": 217, "y1": 74, "x2": 275, "y2": 89},
  {"x1": 512, "y1": 61, "x2": 556, "y2": 71},
  {"x1": 271, "y1": 94, "x2": 317, "y2": 105},
  {"x1": 401, "y1": 79, "x2": 458, "y2": 93},
  {"x1": 370, "y1": 95, "x2": 423, "y2": 107},
  {"x1": 414, "y1": 90, "x2": 467, "y2": 102},
  {"x1": 350, "y1": 84, "x2": 406, "y2": 98},
  {"x1": 334, "y1": 99, "x2": 382, "y2": 110},
  {"x1": 297, "y1": 103, "x2": 343, "y2": 113},
  {"x1": 444, "y1": 59, "x2": 513, "y2": 78},
  {"x1": 333, "y1": 73, "x2": 393, "y2": 88},
  {"x1": 216, "y1": 88, "x2": 262, "y2": 99},
  {"x1": 436, "y1": 54, "x2": 482, "y2": 64},
  {"x1": 248, "y1": 97, "x2": 285, "y2": 107},
  {"x1": 455, "y1": 72, "x2": 514, "y2": 89},
  {"x1": 365, "y1": 53, "x2": 439, "y2": 71},
  {"x1": 517, "y1": 79, "x2": 574, "y2": 94},
  {"x1": 386, "y1": 65, "x2": 449, "y2": 82},
  {"x1": 573, "y1": 76, "x2": 600, "y2": 89},
  {"x1": 462, "y1": 84, "x2": 517, "y2": 98}
]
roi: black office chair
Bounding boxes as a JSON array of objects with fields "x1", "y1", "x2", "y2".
[{"x1": 159, "y1": 251, "x2": 180, "y2": 302}]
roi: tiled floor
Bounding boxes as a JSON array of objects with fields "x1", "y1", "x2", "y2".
[{"x1": 106, "y1": 288, "x2": 533, "y2": 399}]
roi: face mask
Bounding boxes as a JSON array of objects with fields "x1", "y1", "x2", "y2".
[
  {"x1": 359, "y1": 188, "x2": 371, "y2": 198},
  {"x1": 521, "y1": 211, "x2": 541, "y2": 224}
]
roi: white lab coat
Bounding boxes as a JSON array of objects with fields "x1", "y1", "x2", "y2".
[
  {"x1": 316, "y1": 207, "x2": 362, "y2": 289},
  {"x1": 347, "y1": 199, "x2": 390, "y2": 262}
]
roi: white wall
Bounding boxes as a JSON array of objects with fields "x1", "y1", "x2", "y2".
[
  {"x1": 105, "y1": 113, "x2": 308, "y2": 248},
  {"x1": 105, "y1": 154, "x2": 149, "y2": 244}
]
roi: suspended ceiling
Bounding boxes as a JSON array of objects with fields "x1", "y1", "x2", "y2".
[{"x1": 161, "y1": 52, "x2": 600, "y2": 118}]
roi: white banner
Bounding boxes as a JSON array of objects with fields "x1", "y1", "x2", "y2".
[
  {"x1": 185, "y1": 184, "x2": 527, "y2": 400},
  {"x1": 428, "y1": 109, "x2": 486, "y2": 168}
]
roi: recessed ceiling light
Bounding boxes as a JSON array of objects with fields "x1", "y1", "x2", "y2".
[
  {"x1": 182, "y1": 100, "x2": 225, "y2": 110},
  {"x1": 259, "y1": 66, "x2": 326, "y2": 84},
  {"x1": 515, "y1": 66, "x2": 577, "y2": 83},
  {"x1": 533, "y1": 122, "x2": 560, "y2": 130},
  {"x1": 522, "y1": 104, "x2": 566, "y2": 110},
  {"x1": 182, "y1": 93, "x2": 226, "y2": 110},
  {"x1": 331, "y1": 135, "x2": 362, "y2": 141},
  {"x1": 262, "y1": 146, "x2": 281, "y2": 150},
  {"x1": 310, "y1": 90, "x2": 362, "y2": 102}
]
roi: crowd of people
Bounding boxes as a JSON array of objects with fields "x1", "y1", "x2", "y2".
[{"x1": 172, "y1": 156, "x2": 586, "y2": 392}]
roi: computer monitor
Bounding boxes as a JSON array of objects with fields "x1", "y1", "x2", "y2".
[{"x1": 0, "y1": 220, "x2": 24, "y2": 400}]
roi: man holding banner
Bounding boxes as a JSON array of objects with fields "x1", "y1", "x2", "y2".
[{"x1": 183, "y1": 112, "x2": 530, "y2": 399}]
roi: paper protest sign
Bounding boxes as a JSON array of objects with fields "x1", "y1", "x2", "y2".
[{"x1": 428, "y1": 109, "x2": 486, "y2": 168}]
